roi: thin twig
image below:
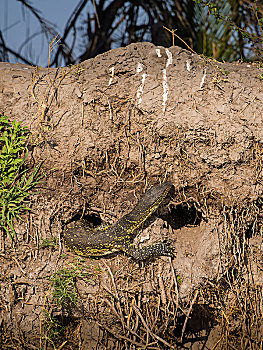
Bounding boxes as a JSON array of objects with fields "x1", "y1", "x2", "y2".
[
  {"x1": 158, "y1": 262, "x2": 167, "y2": 305},
  {"x1": 96, "y1": 321, "x2": 145, "y2": 347},
  {"x1": 180, "y1": 289, "x2": 199, "y2": 343},
  {"x1": 132, "y1": 304, "x2": 174, "y2": 348},
  {"x1": 163, "y1": 26, "x2": 197, "y2": 55},
  {"x1": 102, "y1": 260, "x2": 126, "y2": 333},
  {"x1": 57, "y1": 340, "x2": 68, "y2": 350},
  {"x1": 169, "y1": 258, "x2": 179, "y2": 314},
  {"x1": 103, "y1": 298, "x2": 145, "y2": 342},
  {"x1": 12, "y1": 256, "x2": 26, "y2": 275}
]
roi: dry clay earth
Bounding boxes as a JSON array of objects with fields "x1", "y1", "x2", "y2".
[{"x1": 0, "y1": 42, "x2": 263, "y2": 348}]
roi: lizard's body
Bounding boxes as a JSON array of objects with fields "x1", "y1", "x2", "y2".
[{"x1": 63, "y1": 182, "x2": 174, "y2": 260}]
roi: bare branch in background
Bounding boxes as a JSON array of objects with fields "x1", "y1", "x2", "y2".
[
  {"x1": 0, "y1": 0, "x2": 262, "y2": 66},
  {"x1": 16, "y1": 0, "x2": 56, "y2": 40},
  {"x1": 50, "y1": 0, "x2": 90, "y2": 67},
  {"x1": 0, "y1": 31, "x2": 9, "y2": 62}
]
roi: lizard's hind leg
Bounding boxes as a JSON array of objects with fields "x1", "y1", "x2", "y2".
[{"x1": 124, "y1": 241, "x2": 176, "y2": 260}]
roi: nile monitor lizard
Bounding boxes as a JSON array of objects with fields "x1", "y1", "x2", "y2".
[{"x1": 63, "y1": 181, "x2": 175, "y2": 260}]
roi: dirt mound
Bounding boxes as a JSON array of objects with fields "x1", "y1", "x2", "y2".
[{"x1": 0, "y1": 42, "x2": 263, "y2": 349}]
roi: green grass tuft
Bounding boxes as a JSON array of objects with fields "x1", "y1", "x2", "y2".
[{"x1": 50, "y1": 268, "x2": 79, "y2": 307}]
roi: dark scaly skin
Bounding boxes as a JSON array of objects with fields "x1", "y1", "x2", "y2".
[{"x1": 63, "y1": 182, "x2": 175, "y2": 260}]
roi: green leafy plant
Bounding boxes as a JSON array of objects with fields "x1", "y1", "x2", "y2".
[
  {"x1": 176, "y1": 275, "x2": 183, "y2": 285},
  {"x1": 50, "y1": 268, "x2": 79, "y2": 307},
  {"x1": 41, "y1": 267, "x2": 81, "y2": 347},
  {"x1": 0, "y1": 114, "x2": 30, "y2": 184},
  {"x1": 40, "y1": 237, "x2": 58, "y2": 248},
  {"x1": 43, "y1": 310, "x2": 64, "y2": 340},
  {"x1": 0, "y1": 114, "x2": 43, "y2": 238}
]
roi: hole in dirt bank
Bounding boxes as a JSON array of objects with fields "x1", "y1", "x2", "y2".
[
  {"x1": 185, "y1": 304, "x2": 216, "y2": 333},
  {"x1": 67, "y1": 213, "x2": 103, "y2": 228},
  {"x1": 160, "y1": 203, "x2": 202, "y2": 230},
  {"x1": 173, "y1": 304, "x2": 216, "y2": 341},
  {"x1": 51, "y1": 312, "x2": 80, "y2": 327}
]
